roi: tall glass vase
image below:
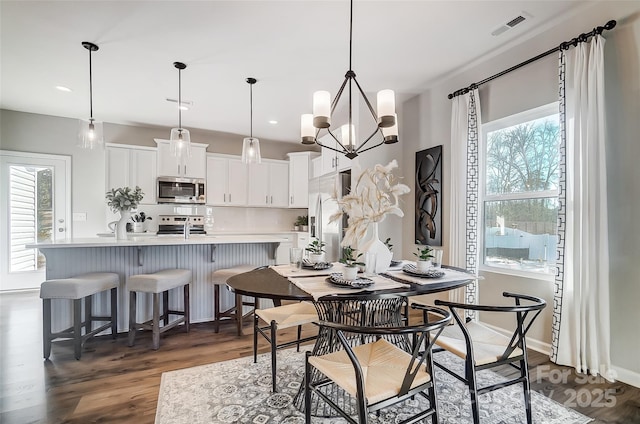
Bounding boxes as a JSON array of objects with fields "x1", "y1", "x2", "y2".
[
  {"x1": 360, "y1": 222, "x2": 392, "y2": 273},
  {"x1": 115, "y1": 210, "x2": 131, "y2": 241}
]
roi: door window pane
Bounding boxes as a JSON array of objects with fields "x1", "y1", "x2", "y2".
[{"x1": 9, "y1": 165, "x2": 52, "y2": 272}]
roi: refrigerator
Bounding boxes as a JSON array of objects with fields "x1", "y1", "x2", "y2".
[{"x1": 308, "y1": 171, "x2": 351, "y2": 263}]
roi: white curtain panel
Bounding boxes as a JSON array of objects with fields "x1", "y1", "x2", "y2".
[
  {"x1": 553, "y1": 35, "x2": 612, "y2": 379},
  {"x1": 448, "y1": 89, "x2": 481, "y2": 305}
]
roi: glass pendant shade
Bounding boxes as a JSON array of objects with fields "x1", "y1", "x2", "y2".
[
  {"x1": 170, "y1": 127, "x2": 192, "y2": 158},
  {"x1": 241, "y1": 137, "x2": 261, "y2": 164},
  {"x1": 77, "y1": 118, "x2": 104, "y2": 149}
]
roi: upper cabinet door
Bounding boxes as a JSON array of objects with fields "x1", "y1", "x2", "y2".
[
  {"x1": 269, "y1": 162, "x2": 289, "y2": 207},
  {"x1": 288, "y1": 153, "x2": 311, "y2": 208},
  {"x1": 155, "y1": 139, "x2": 208, "y2": 179},
  {"x1": 227, "y1": 158, "x2": 248, "y2": 206},
  {"x1": 247, "y1": 162, "x2": 270, "y2": 207},
  {"x1": 206, "y1": 156, "x2": 227, "y2": 206}
]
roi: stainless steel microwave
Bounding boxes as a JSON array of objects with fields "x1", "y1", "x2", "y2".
[{"x1": 157, "y1": 177, "x2": 206, "y2": 204}]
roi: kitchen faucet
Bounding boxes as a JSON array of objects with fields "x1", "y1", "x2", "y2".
[{"x1": 183, "y1": 217, "x2": 192, "y2": 239}]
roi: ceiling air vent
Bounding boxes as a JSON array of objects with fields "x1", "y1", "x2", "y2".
[{"x1": 491, "y1": 11, "x2": 532, "y2": 36}]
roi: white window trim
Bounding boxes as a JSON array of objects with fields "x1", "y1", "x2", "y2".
[{"x1": 479, "y1": 102, "x2": 559, "y2": 278}]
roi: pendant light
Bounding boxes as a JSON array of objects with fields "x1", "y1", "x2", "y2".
[
  {"x1": 300, "y1": 0, "x2": 398, "y2": 159},
  {"x1": 78, "y1": 41, "x2": 103, "y2": 149},
  {"x1": 241, "y1": 77, "x2": 262, "y2": 164},
  {"x1": 169, "y1": 62, "x2": 191, "y2": 159}
]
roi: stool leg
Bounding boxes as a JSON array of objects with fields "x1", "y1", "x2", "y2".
[
  {"x1": 128, "y1": 291, "x2": 137, "y2": 347},
  {"x1": 253, "y1": 313, "x2": 259, "y2": 363},
  {"x1": 73, "y1": 298, "x2": 82, "y2": 360},
  {"x1": 85, "y1": 295, "x2": 92, "y2": 335},
  {"x1": 183, "y1": 284, "x2": 190, "y2": 333},
  {"x1": 110, "y1": 287, "x2": 118, "y2": 338},
  {"x1": 297, "y1": 325, "x2": 302, "y2": 352},
  {"x1": 214, "y1": 285, "x2": 221, "y2": 333},
  {"x1": 152, "y1": 292, "x2": 161, "y2": 350},
  {"x1": 43, "y1": 299, "x2": 52, "y2": 360},
  {"x1": 162, "y1": 291, "x2": 169, "y2": 326}
]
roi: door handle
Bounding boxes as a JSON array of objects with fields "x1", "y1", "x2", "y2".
[
  {"x1": 184, "y1": 165, "x2": 187, "y2": 175},
  {"x1": 290, "y1": 195, "x2": 293, "y2": 204},
  {"x1": 271, "y1": 196, "x2": 273, "y2": 204},
  {"x1": 224, "y1": 193, "x2": 226, "y2": 202},
  {"x1": 265, "y1": 195, "x2": 268, "y2": 204},
  {"x1": 177, "y1": 164, "x2": 180, "y2": 175},
  {"x1": 229, "y1": 193, "x2": 231, "y2": 202}
]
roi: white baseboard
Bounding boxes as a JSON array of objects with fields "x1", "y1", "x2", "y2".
[
  {"x1": 612, "y1": 365, "x2": 640, "y2": 389},
  {"x1": 479, "y1": 321, "x2": 552, "y2": 356}
]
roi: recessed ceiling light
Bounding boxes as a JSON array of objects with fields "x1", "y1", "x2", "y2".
[
  {"x1": 55, "y1": 86, "x2": 72, "y2": 92},
  {"x1": 268, "y1": 120, "x2": 278, "y2": 125}
]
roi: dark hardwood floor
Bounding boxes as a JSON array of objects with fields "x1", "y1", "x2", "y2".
[{"x1": 1, "y1": 290, "x2": 638, "y2": 423}]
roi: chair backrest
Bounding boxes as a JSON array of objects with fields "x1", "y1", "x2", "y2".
[{"x1": 435, "y1": 291, "x2": 546, "y2": 362}]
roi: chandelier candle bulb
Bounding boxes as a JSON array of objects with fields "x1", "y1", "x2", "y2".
[
  {"x1": 341, "y1": 124, "x2": 356, "y2": 148},
  {"x1": 376, "y1": 89, "x2": 396, "y2": 127},
  {"x1": 301, "y1": 114, "x2": 316, "y2": 144},
  {"x1": 312, "y1": 91, "x2": 331, "y2": 128}
]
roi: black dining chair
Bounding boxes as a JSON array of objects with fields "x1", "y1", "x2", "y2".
[
  {"x1": 429, "y1": 292, "x2": 546, "y2": 424},
  {"x1": 304, "y1": 298, "x2": 452, "y2": 424}
]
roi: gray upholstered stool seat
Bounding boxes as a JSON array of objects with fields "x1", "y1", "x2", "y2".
[
  {"x1": 211, "y1": 265, "x2": 257, "y2": 335},
  {"x1": 127, "y1": 269, "x2": 191, "y2": 350},
  {"x1": 40, "y1": 272, "x2": 119, "y2": 360}
]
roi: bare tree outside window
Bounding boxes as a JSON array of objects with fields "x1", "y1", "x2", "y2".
[{"x1": 482, "y1": 109, "x2": 560, "y2": 274}]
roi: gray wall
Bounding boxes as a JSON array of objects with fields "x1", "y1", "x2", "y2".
[{"x1": 399, "y1": 1, "x2": 640, "y2": 384}]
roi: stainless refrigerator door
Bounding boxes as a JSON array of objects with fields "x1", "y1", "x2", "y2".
[{"x1": 308, "y1": 174, "x2": 343, "y2": 263}]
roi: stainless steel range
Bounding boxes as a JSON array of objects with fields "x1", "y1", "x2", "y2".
[{"x1": 157, "y1": 215, "x2": 206, "y2": 235}]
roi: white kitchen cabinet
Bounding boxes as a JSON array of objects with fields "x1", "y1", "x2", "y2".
[
  {"x1": 318, "y1": 134, "x2": 352, "y2": 176},
  {"x1": 287, "y1": 152, "x2": 318, "y2": 208},
  {"x1": 247, "y1": 160, "x2": 289, "y2": 207},
  {"x1": 155, "y1": 139, "x2": 208, "y2": 179},
  {"x1": 206, "y1": 154, "x2": 248, "y2": 206},
  {"x1": 106, "y1": 144, "x2": 157, "y2": 205}
]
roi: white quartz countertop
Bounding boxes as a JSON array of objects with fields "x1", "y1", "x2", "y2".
[{"x1": 27, "y1": 234, "x2": 289, "y2": 249}]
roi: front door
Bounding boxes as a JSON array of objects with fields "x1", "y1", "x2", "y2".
[{"x1": 0, "y1": 151, "x2": 71, "y2": 291}]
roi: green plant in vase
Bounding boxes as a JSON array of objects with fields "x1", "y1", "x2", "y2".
[
  {"x1": 305, "y1": 238, "x2": 326, "y2": 264},
  {"x1": 339, "y1": 246, "x2": 364, "y2": 280},
  {"x1": 413, "y1": 243, "x2": 434, "y2": 272}
]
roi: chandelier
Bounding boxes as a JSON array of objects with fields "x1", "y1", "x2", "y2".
[
  {"x1": 169, "y1": 62, "x2": 191, "y2": 159},
  {"x1": 78, "y1": 41, "x2": 103, "y2": 149},
  {"x1": 241, "y1": 77, "x2": 262, "y2": 164},
  {"x1": 300, "y1": 0, "x2": 398, "y2": 159}
]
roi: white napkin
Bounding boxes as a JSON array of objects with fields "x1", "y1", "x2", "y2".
[
  {"x1": 289, "y1": 275, "x2": 409, "y2": 301},
  {"x1": 383, "y1": 266, "x2": 480, "y2": 285},
  {"x1": 270, "y1": 263, "x2": 338, "y2": 278}
]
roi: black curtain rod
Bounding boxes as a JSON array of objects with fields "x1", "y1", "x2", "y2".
[{"x1": 447, "y1": 20, "x2": 617, "y2": 99}]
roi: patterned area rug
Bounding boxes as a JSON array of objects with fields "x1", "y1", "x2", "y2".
[{"x1": 156, "y1": 348, "x2": 592, "y2": 424}]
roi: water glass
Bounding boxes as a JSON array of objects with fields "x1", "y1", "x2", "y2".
[
  {"x1": 432, "y1": 249, "x2": 444, "y2": 268},
  {"x1": 290, "y1": 247, "x2": 303, "y2": 272},
  {"x1": 364, "y1": 252, "x2": 377, "y2": 277}
]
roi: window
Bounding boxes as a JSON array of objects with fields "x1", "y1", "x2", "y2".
[{"x1": 480, "y1": 104, "x2": 559, "y2": 275}]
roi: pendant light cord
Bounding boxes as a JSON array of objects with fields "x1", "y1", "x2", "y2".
[
  {"x1": 178, "y1": 68, "x2": 182, "y2": 130},
  {"x1": 349, "y1": 0, "x2": 353, "y2": 71},
  {"x1": 250, "y1": 82, "x2": 253, "y2": 138},
  {"x1": 88, "y1": 48, "x2": 93, "y2": 120}
]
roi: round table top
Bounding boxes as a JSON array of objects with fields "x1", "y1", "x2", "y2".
[{"x1": 226, "y1": 265, "x2": 474, "y2": 301}]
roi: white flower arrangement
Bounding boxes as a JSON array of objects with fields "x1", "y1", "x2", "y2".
[
  {"x1": 105, "y1": 186, "x2": 144, "y2": 213},
  {"x1": 329, "y1": 160, "x2": 410, "y2": 247}
]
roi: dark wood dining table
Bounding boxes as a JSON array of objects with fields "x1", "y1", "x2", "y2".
[{"x1": 226, "y1": 264, "x2": 475, "y2": 416}]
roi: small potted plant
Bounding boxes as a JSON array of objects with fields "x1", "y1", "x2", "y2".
[
  {"x1": 414, "y1": 243, "x2": 434, "y2": 272},
  {"x1": 305, "y1": 237, "x2": 326, "y2": 264},
  {"x1": 339, "y1": 246, "x2": 364, "y2": 280},
  {"x1": 294, "y1": 215, "x2": 308, "y2": 232}
]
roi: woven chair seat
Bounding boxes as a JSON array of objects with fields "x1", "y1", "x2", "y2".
[
  {"x1": 435, "y1": 321, "x2": 523, "y2": 366},
  {"x1": 255, "y1": 301, "x2": 318, "y2": 329},
  {"x1": 309, "y1": 338, "x2": 431, "y2": 405}
]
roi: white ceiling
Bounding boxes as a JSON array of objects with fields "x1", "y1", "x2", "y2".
[{"x1": 0, "y1": 1, "x2": 586, "y2": 144}]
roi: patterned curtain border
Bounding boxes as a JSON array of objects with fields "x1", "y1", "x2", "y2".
[
  {"x1": 465, "y1": 91, "x2": 479, "y2": 317},
  {"x1": 551, "y1": 51, "x2": 567, "y2": 363}
]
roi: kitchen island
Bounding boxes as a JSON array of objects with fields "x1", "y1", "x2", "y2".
[{"x1": 28, "y1": 235, "x2": 288, "y2": 333}]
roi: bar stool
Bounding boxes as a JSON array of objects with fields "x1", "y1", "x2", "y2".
[
  {"x1": 211, "y1": 265, "x2": 257, "y2": 335},
  {"x1": 40, "y1": 272, "x2": 119, "y2": 360},
  {"x1": 127, "y1": 269, "x2": 191, "y2": 350}
]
